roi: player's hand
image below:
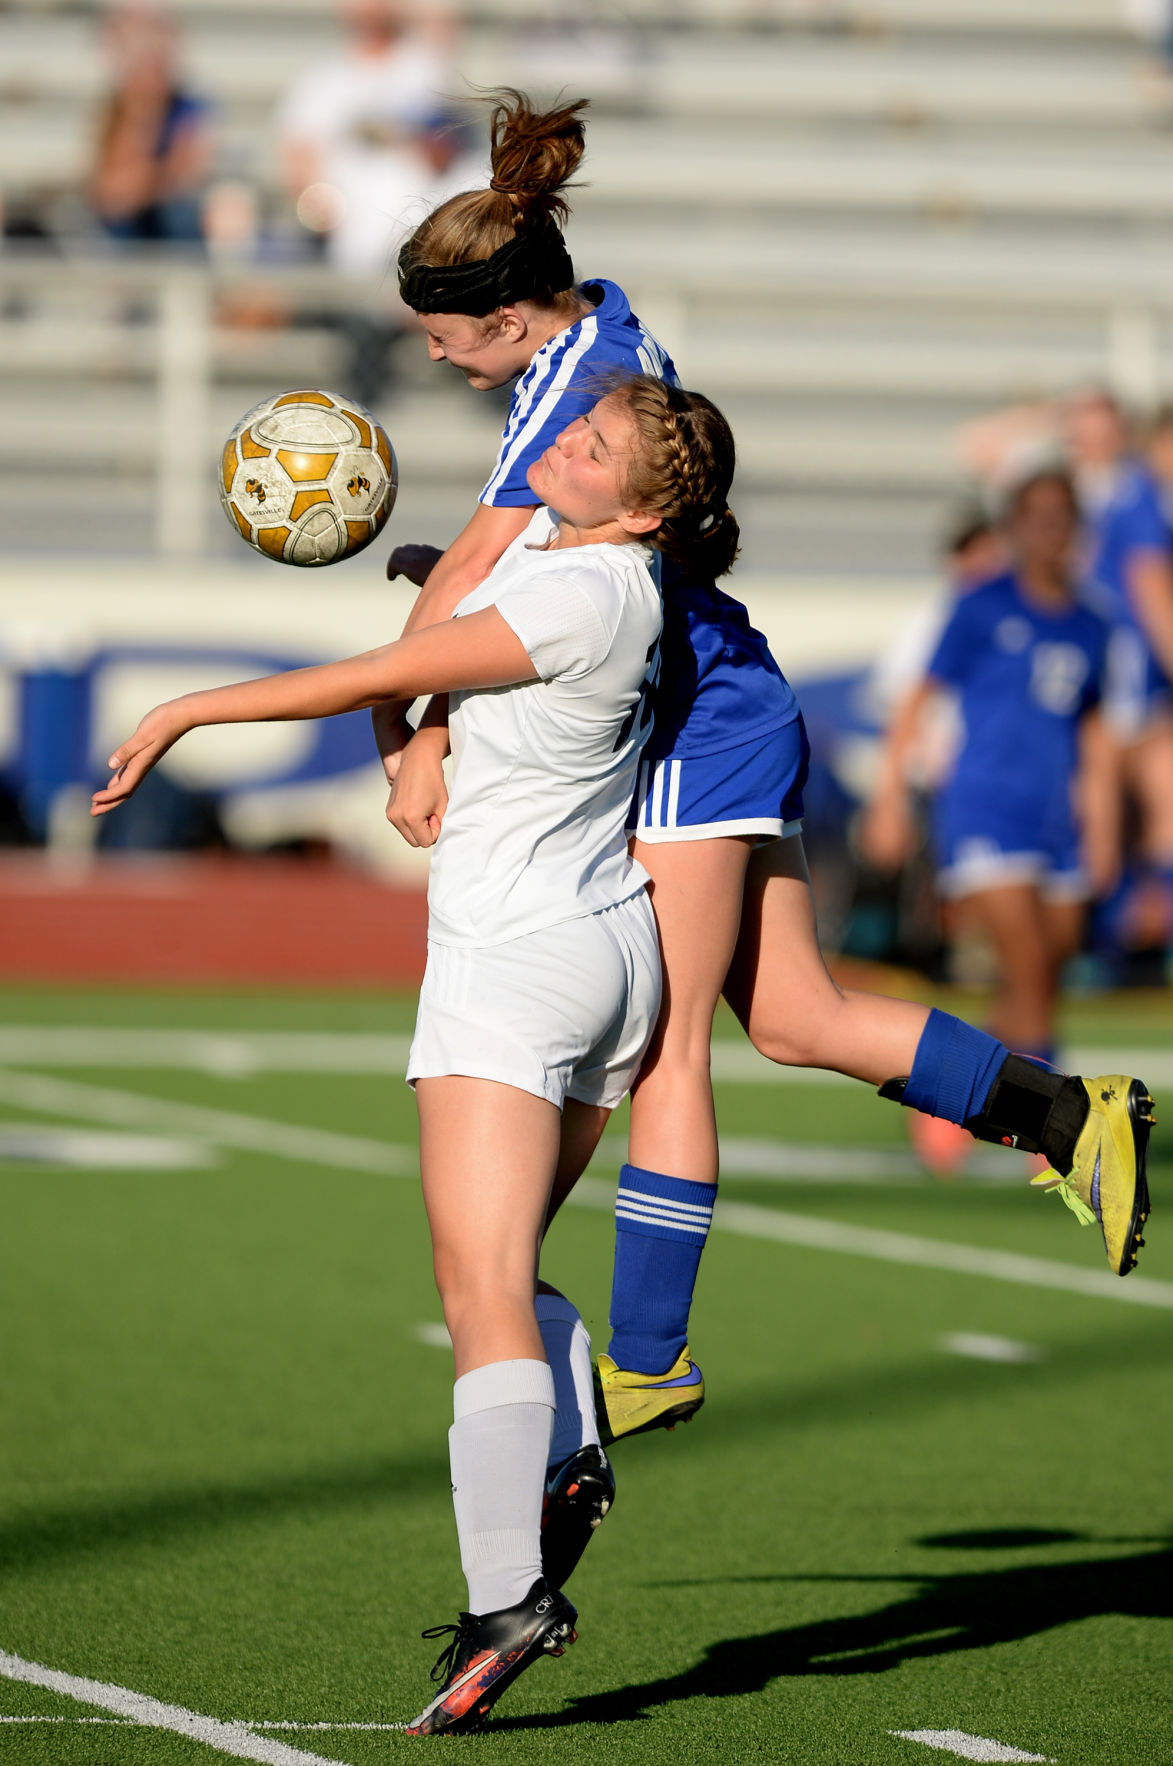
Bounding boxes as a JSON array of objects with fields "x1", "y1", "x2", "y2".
[
  {"x1": 856, "y1": 793, "x2": 916, "y2": 872},
  {"x1": 90, "y1": 702, "x2": 188, "y2": 817},
  {"x1": 386, "y1": 543, "x2": 443, "y2": 587},
  {"x1": 386, "y1": 726, "x2": 449, "y2": 848}
]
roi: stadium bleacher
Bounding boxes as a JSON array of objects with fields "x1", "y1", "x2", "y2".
[{"x1": 1, "y1": 0, "x2": 1171, "y2": 578}]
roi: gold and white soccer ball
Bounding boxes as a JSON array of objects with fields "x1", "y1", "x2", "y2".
[{"x1": 219, "y1": 388, "x2": 397, "y2": 566}]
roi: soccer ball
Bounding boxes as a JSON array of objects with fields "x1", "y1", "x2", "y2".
[{"x1": 219, "y1": 388, "x2": 397, "y2": 566}]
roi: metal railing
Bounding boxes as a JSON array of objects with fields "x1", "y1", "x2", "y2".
[{"x1": 3, "y1": 237, "x2": 1173, "y2": 554}]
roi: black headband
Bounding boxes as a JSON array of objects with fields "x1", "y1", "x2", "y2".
[{"x1": 397, "y1": 221, "x2": 575, "y2": 316}]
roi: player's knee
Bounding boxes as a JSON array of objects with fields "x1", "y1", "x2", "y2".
[
  {"x1": 747, "y1": 1015, "x2": 823, "y2": 1067},
  {"x1": 434, "y1": 1254, "x2": 524, "y2": 1324}
]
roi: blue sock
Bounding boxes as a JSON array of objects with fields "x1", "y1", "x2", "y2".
[
  {"x1": 607, "y1": 1164, "x2": 717, "y2": 1375},
  {"x1": 901, "y1": 1009, "x2": 1007, "y2": 1124}
]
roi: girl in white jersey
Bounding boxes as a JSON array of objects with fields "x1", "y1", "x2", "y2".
[
  {"x1": 90, "y1": 377, "x2": 740, "y2": 1735},
  {"x1": 374, "y1": 88, "x2": 1154, "y2": 1442}
]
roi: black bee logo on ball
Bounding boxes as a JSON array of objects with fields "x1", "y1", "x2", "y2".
[
  {"x1": 347, "y1": 474, "x2": 370, "y2": 498},
  {"x1": 244, "y1": 478, "x2": 267, "y2": 504}
]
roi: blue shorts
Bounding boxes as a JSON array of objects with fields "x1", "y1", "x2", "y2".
[
  {"x1": 628, "y1": 715, "x2": 810, "y2": 844},
  {"x1": 933, "y1": 795, "x2": 1088, "y2": 901}
]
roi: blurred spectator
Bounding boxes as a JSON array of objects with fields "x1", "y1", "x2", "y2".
[
  {"x1": 276, "y1": 1, "x2": 455, "y2": 276},
  {"x1": 1064, "y1": 387, "x2": 1173, "y2": 942},
  {"x1": 860, "y1": 472, "x2": 1118, "y2": 1173},
  {"x1": 91, "y1": 3, "x2": 212, "y2": 245},
  {"x1": 275, "y1": 0, "x2": 461, "y2": 406},
  {"x1": 1124, "y1": 0, "x2": 1173, "y2": 74}
]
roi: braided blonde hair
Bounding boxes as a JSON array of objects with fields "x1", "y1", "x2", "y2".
[{"x1": 616, "y1": 376, "x2": 740, "y2": 577}]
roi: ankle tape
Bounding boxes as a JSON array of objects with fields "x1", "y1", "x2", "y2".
[{"x1": 962, "y1": 1055, "x2": 1088, "y2": 1173}]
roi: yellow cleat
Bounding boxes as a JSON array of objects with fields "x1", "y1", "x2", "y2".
[
  {"x1": 1032, "y1": 1076, "x2": 1154, "y2": 1276},
  {"x1": 593, "y1": 1347, "x2": 705, "y2": 1444}
]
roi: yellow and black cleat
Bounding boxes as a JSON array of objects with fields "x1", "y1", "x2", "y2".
[
  {"x1": 593, "y1": 1347, "x2": 705, "y2": 1444},
  {"x1": 1032, "y1": 1076, "x2": 1154, "y2": 1276}
]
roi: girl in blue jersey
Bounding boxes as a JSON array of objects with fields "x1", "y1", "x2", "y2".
[
  {"x1": 374, "y1": 93, "x2": 1153, "y2": 1455},
  {"x1": 864, "y1": 471, "x2": 1118, "y2": 1146}
]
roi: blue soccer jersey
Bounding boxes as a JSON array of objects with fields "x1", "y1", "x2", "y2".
[
  {"x1": 480, "y1": 279, "x2": 679, "y2": 507},
  {"x1": 928, "y1": 573, "x2": 1110, "y2": 845},
  {"x1": 480, "y1": 277, "x2": 798, "y2": 764}
]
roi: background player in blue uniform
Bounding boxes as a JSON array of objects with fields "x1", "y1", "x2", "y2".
[
  {"x1": 1064, "y1": 387, "x2": 1173, "y2": 941},
  {"x1": 372, "y1": 92, "x2": 1153, "y2": 1466},
  {"x1": 864, "y1": 471, "x2": 1119, "y2": 1174}
]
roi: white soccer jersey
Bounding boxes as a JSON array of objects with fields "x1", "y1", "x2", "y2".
[{"x1": 425, "y1": 509, "x2": 662, "y2": 948}]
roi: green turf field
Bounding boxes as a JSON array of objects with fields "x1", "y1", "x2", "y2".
[{"x1": 0, "y1": 982, "x2": 1169, "y2": 1766}]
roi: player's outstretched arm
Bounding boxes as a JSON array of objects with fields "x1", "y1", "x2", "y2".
[{"x1": 91, "y1": 609, "x2": 537, "y2": 816}]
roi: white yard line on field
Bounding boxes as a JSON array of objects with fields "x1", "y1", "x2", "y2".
[
  {"x1": 0, "y1": 1027, "x2": 1169, "y2": 1088},
  {"x1": 569, "y1": 1174, "x2": 1173, "y2": 1308},
  {"x1": 0, "y1": 1715, "x2": 131, "y2": 1723},
  {"x1": 3, "y1": 1066, "x2": 1172, "y2": 1311},
  {"x1": 0, "y1": 1651, "x2": 354, "y2": 1766},
  {"x1": 0, "y1": 1070, "x2": 410, "y2": 1176},
  {"x1": 0, "y1": 1714, "x2": 404, "y2": 1732},
  {"x1": 939, "y1": 1333, "x2": 1045, "y2": 1364},
  {"x1": 890, "y1": 1730, "x2": 1054, "y2": 1763},
  {"x1": 0, "y1": 1029, "x2": 415, "y2": 1079}
]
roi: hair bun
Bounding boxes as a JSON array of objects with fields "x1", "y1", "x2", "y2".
[{"x1": 487, "y1": 89, "x2": 589, "y2": 227}]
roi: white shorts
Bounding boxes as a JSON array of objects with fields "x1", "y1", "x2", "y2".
[{"x1": 406, "y1": 891, "x2": 662, "y2": 1110}]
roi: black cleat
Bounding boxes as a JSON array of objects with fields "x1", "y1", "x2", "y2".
[
  {"x1": 541, "y1": 1444, "x2": 615, "y2": 1590},
  {"x1": 403, "y1": 1578, "x2": 577, "y2": 1735}
]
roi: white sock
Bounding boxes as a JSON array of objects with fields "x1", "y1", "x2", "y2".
[
  {"x1": 535, "y1": 1293, "x2": 601, "y2": 1472},
  {"x1": 448, "y1": 1358, "x2": 555, "y2": 1617}
]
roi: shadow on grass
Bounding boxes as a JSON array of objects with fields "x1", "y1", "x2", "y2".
[
  {"x1": 494, "y1": 1529, "x2": 1173, "y2": 1731},
  {"x1": 2, "y1": 1311, "x2": 1169, "y2": 1578},
  {"x1": 0, "y1": 1450, "x2": 447, "y2": 1577}
]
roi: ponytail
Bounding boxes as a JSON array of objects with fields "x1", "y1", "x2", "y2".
[
  {"x1": 485, "y1": 88, "x2": 587, "y2": 231},
  {"x1": 663, "y1": 503, "x2": 742, "y2": 580},
  {"x1": 398, "y1": 89, "x2": 587, "y2": 316}
]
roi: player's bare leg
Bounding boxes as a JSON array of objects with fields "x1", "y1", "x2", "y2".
[
  {"x1": 627, "y1": 833, "x2": 756, "y2": 1184},
  {"x1": 408, "y1": 1077, "x2": 577, "y2": 1734},
  {"x1": 417, "y1": 1076, "x2": 560, "y2": 1374},
  {"x1": 723, "y1": 834, "x2": 930, "y2": 1083},
  {"x1": 1122, "y1": 719, "x2": 1173, "y2": 932},
  {"x1": 595, "y1": 835, "x2": 751, "y2": 1439},
  {"x1": 953, "y1": 881, "x2": 1078, "y2": 1056}
]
